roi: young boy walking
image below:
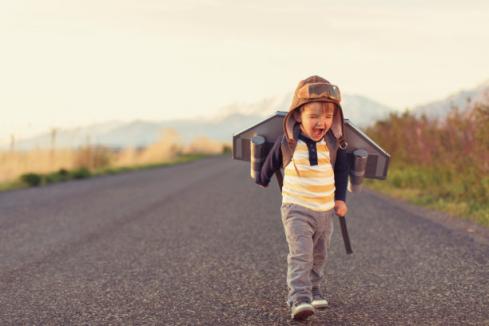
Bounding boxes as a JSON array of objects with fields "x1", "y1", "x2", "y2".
[{"x1": 255, "y1": 75, "x2": 349, "y2": 321}]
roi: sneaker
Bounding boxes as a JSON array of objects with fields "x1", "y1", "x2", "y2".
[
  {"x1": 311, "y1": 287, "x2": 328, "y2": 309},
  {"x1": 291, "y1": 297, "x2": 315, "y2": 320}
]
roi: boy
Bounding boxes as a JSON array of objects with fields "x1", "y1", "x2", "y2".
[{"x1": 255, "y1": 75, "x2": 349, "y2": 321}]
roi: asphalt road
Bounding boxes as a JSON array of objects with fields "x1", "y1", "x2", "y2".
[{"x1": 1, "y1": 155, "x2": 488, "y2": 325}]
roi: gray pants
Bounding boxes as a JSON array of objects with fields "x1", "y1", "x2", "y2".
[{"x1": 281, "y1": 203, "x2": 334, "y2": 305}]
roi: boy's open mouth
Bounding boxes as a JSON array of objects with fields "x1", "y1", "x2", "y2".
[{"x1": 313, "y1": 127, "x2": 325, "y2": 138}]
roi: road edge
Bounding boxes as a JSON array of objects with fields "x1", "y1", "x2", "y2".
[{"x1": 363, "y1": 187, "x2": 489, "y2": 246}]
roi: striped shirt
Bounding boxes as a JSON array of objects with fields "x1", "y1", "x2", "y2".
[{"x1": 282, "y1": 138, "x2": 335, "y2": 212}]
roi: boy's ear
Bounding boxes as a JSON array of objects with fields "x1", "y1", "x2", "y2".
[{"x1": 293, "y1": 110, "x2": 302, "y2": 123}]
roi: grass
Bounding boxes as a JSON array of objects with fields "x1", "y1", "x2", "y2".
[
  {"x1": 1, "y1": 153, "x2": 218, "y2": 192},
  {"x1": 1, "y1": 129, "x2": 230, "y2": 192},
  {"x1": 365, "y1": 164, "x2": 489, "y2": 228}
]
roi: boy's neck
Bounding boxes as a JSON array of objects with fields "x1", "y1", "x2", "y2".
[{"x1": 298, "y1": 131, "x2": 320, "y2": 144}]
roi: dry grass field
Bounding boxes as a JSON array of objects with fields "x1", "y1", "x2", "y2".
[{"x1": 0, "y1": 129, "x2": 226, "y2": 184}]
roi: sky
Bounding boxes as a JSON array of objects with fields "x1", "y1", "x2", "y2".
[{"x1": 1, "y1": 0, "x2": 489, "y2": 142}]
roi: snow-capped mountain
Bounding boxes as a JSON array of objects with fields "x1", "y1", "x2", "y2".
[{"x1": 411, "y1": 80, "x2": 489, "y2": 119}]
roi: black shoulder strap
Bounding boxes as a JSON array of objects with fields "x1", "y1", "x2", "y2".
[{"x1": 280, "y1": 135, "x2": 291, "y2": 169}]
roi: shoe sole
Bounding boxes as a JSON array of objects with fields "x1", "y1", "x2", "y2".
[
  {"x1": 312, "y1": 300, "x2": 328, "y2": 310},
  {"x1": 292, "y1": 305, "x2": 315, "y2": 321}
]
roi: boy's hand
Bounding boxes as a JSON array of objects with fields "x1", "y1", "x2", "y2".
[{"x1": 334, "y1": 200, "x2": 348, "y2": 217}]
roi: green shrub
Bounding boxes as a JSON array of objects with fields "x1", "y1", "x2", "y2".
[
  {"x1": 58, "y1": 168, "x2": 69, "y2": 176},
  {"x1": 71, "y1": 168, "x2": 91, "y2": 179},
  {"x1": 222, "y1": 144, "x2": 232, "y2": 154},
  {"x1": 45, "y1": 168, "x2": 71, "y2": 184},
  {"x1": 20, "y1": 173, "x2": 42, "y2": 187}
]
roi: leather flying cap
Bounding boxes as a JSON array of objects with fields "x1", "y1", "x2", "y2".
[{"x1": 289, "y1": 75, "x2": 341, "y2": 112}]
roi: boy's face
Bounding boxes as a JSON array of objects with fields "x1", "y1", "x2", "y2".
[{"x1": 294, "y1": 102, "x2": 335, "y2": 141}]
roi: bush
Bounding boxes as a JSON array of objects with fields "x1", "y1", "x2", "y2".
[
  {"x1": 222, "y1": 144, "x2": 232, "y2": 154},
  {"x1": 20, "y1": 173, "x2": 42, "y2": 187},
  {"x1": 58, "y1": 168, "x2": 69, "y2": 176},
  {"x1": 45, "y1": 168, "x2": 71, "y2": 184},
  {"x1": 71, "y1": 168, "x2": 91, "y2": 179}
]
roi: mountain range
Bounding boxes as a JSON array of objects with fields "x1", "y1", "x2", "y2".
[
  {"x1": 6, "y1": 80, "x2": 489, "y2": 150},
  {"x1": 412, "y1": 80, "x2": 489, "y2": 119}
]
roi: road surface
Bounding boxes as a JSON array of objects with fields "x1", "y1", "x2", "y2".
[{"x1": 1, "y1": 156, "x2": 488, "y2": 325}]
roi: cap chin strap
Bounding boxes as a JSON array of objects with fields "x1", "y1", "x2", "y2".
[{"x1": 332, "y1": 104, "x2": 347, "y2": 150}]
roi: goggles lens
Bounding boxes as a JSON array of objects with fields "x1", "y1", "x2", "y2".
[{"x1": 298, "y1": 82, "x2": 341, "y2": 102}]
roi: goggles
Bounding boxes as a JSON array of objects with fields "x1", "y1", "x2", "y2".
[{"x1": 297, "y1": 82, "x2": 341, "y2": 103}]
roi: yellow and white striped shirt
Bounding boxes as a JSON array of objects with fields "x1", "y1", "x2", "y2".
[{"x1": 282, "y1": 139, "x2": 335, "y2": 212}]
